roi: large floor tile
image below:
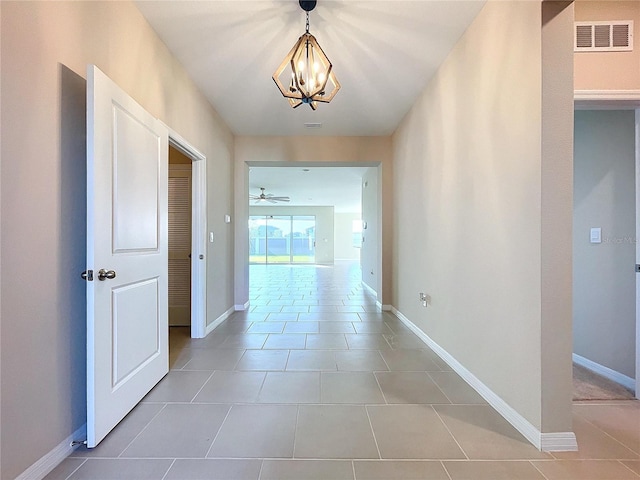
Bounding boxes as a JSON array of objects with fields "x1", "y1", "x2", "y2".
[
  {"x1": 375, "y1": 371, "x2": 450, "y2": 404},
  {"x1": 71, "y1": 403, "x2": 164, "y2": 458},
  {"x1": 428, "y1": 371, "x2": 487, "y2": 405},
  {"x1": 67, "y1": 459, "x2": 172, "y2": 479},
  {"x1": 335, "y1": 350, "x2": 389, "y2": 372},
  {"x1": 258, "y1": 371, "x2": 320, "y2": 403},
  {"x1": 532, "y1": 460, "x2": 640, "y2": 479},
  {"x1": 193, "y1": 371, "x2": 265, "y2": 403},
  {"x1": 247, "y1": 322, "x2": 285, "y2": 333},
  {"x1": 295, "y1": 405, "x2": 379, "y2": 459},
  {"x1": 352, "y1": 322, "x2": 393, "y2": 334},
  {"x1": 164, "y1": 459, "x2": 262, "y2": 480},
  {"x1": 142, "y1": 370, "x2": 212, "y2": 403},
  {"x1": 121, "y1": 404, "x2": 230, "y2": 458},
  {"x1": 434, "y1": 405, "x2": 550, "y2": 460},
  {"x1": 263, "y1": 333, "x2": 307, "y2": 349},
  {"x1": 444, "y1": 460, "x2": 546, "y2": 479},
  {"x1": 235, "y1": 349, "x2": 289, "y2": 371},
  {"x1": 384, "y1": 333, "x2": 427, "y2": 349},
  {"x1": 321, "y1": 372, "x2": 386, "y2": 404},
  {"x1": 182, "y1": 349, "x2": 245, "y2": 370},
  {"x1": 220, "y1": 334, "x2": 268, "y2": 349},
  {"x1": 379, "y1": 349, "x2": 442, "y2": 371},
  {"x1": 208, "y1": 405, "x2": 297, "y2": 458},
  {"x1": 284, "y1": 321, "x2": 319, "y2": 333},
  {"x1": 43, "y1": 458, "x2": 85, "y2": 480},
  {"x1": 345, "y1": 334, "x2": 392, "y2": 350},
  {"x1": 354, "y1": 461, "x2": 449, "y2": 480},
  {"x1": 623, "y1": 460, "x2": 640, "y2": 475},
  {"x1": 287, "y1": 350, "x2": 337, "y2": 371},
  {"x1": 319, "y1": 322, "x2": 357, "y2": 333},
  {"x1": 573, "y1": 402, "x2": 640, "y2": 454},
  {"x1": 306, "y1": 333, "x2": 348, "y2": 349},
  {"x1": 552, "y1": 414, "x2": 640, "y2": 460},
  {"x1": 367, "y1": 405, "x2": 466, "y2": 459},
  {"x1": 261, "y1": 460, "x2": 354, "y2": 480}
]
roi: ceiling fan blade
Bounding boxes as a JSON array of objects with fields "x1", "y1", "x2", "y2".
[{"x1": 270, "y1": 197, "x2": 290, "y2": 202}]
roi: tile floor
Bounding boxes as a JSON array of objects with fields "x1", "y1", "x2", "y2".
[{"x1": 48, "y1": 262, "x2": 640, "y2": 479}]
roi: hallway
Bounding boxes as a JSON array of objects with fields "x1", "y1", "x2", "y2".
[{"x1": 50, "y1": 262, "x2": 640, "y2": 479}]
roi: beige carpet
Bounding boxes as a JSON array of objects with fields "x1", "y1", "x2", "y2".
[{"x1": 573, "y1": 363, "x2": 635, "y2": 401}]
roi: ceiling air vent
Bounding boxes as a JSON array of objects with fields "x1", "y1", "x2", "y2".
[
  {"x1": 304, "y1": 122, "x2": 323, "y2": 129},
  {"x1": 575, "y1": 21, "x2": 633, "y2": 52}
]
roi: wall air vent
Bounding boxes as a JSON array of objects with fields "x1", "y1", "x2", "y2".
[{"x1": 575, "y1": 21, "x2": 633, "y2": 52}]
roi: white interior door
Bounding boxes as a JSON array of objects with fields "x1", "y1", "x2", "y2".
[{"x1": 86, "y1": 65, "x2": 169, "y2": 447}]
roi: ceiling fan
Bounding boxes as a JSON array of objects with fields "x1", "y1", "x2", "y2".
[{"x1": 250, "y1": 187, "x2": 290, "y2": 204}]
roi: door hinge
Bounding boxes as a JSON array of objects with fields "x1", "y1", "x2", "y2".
[
  {"x1": 636, "y1": 264, "x2": 640, "y2": 273},
  {"x1": 81, "y1": 270, "x2": 94, "y2": 281}
]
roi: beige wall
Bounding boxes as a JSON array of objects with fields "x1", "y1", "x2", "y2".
[
  {"x1": 361, "y1": 167, "x2": 381, "y2": 297},
  {"x1": 574, "y1": 110, "x2": 636, "y2": 378},
  {"x1": 392, "y1": 0, "x2": 573, "y2": 434},
  {"x1": 249, "y1": 206, "x2": 335, "y2": 264},
  {"x1": 0, "y1": 2, "x2": 234, "y2": 478},
  {"x1": 234, "y1": 137, "x2": 392, "y2": 308},
  {"x1": 574, "y1": 0, "x2": 640, "y2": 90}
]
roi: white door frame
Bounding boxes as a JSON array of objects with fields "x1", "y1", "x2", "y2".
[
  {"x1": 167, "y1": 129, "x2": 207, "y2": 339},
  {"x1": 576, "y1": 90, "x2": 640, "y2": 398}
]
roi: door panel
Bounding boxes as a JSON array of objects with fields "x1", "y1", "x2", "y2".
[{"x1": 87, "y1": 65, "x2": 168, "y2": 448}]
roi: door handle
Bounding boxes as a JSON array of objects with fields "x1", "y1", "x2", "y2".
[{"x1": 97, "y1": 269, "x2": 116, "y2": 281}]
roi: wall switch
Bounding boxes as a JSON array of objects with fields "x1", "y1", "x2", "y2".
[
  {"x1": 419, "y1": 293, "x2": 430, "y2": 307},
  {"x1": 590, "y1": 227, "x2": 601, "y2": 244},
  {"x1": 224, "y1": 214, "x2": 231, "y2": 224},
  {"x1": 209, "y1": 232, "x2": 214, "y2": 243}
]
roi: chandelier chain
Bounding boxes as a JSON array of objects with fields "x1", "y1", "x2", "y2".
[{"x1": 305, "y1": 12, "x2": 310, "y2": 33}]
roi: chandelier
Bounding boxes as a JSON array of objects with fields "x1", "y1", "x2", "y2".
[{"x1": 272, "y1": 0, "x2": 340, "y2": 110}]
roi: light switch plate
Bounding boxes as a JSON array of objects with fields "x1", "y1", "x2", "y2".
[{"x1": 590, "y1": 227, "x2": 601, "y2": 244}]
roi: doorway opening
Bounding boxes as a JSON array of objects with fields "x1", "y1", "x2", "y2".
[{"x1": 168, "y1": 133, "x2": 207, "y2": 339}]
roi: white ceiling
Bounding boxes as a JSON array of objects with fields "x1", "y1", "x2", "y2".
[
  {"x1": 135, "y1": 0, "x2": 485, "y2": 211},
  {"x1": 249, "y1": 166, "x2": 369, "y2": 213},
  {"x1": 134, "y1": 0, "x2": 486, "y2": 137}
]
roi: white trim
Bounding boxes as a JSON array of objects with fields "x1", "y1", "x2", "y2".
[
  {"x1": 574, "y1": 90, "x2": 640, "y2": 109},
  {"x1": 362, "y1": 281, "x2": 378, "y2": 299},
  {"x1": 573, "y1": 353, "x2": 636, "y2": 392},
  {"x1": 381, "y1": 304, "x2": 393, "y2": 312},
  {"x1": 15, "y1": 424, "x2": 86, "y2": 480},
  {"x1": 234, "y1": 301, "x2": 250, "y2": 311},
  {"x1": 205, "y1": 306, "x2": 236, "y2": 336},
  {"x1": 389, "y1": 306, "x2": 578, "y2": 452},
  {"x1": 375, "y1": 301, "x2": 383, "y2": 310},
  {"x1": 167, "y1": 130, "x2": 207, "y2": 339}
]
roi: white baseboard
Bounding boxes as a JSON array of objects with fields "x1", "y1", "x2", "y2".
[
  {"x1": 389, "y1": 306, "x2": 577, "y2": 452},
  {"x1": 205, "y1": 306, "x2": 235, "y2": 336},
  {"x1": 573, "y1": 353, "x2": 636, "y2": 393},
  {"x1": 381, "y1": 304, "x2": 393, "y2": 312},
  {"x1": 361, "y1": 281, "x2": 378, "y2": 299},
  {"x1": 16, "y1": 424, "x2": 86, "y2": 480},
  {"x1": 234, "y1": 300, "x2": 250, "y2": 311}
]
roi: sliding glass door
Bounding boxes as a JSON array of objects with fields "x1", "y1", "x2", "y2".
[{"x1": 249, "y1": 215, "x2": 316, "y2": 264}]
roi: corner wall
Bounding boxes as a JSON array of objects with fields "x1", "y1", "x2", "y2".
[
  {"x1": 391, "y1": 0, "x2": 574, "y2": 437},
  {"x1": 0, "y1": 2, "x2": 234, "y2": 478}
]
